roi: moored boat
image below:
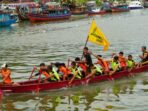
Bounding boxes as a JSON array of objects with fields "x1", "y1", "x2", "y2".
[
  {"x1": 0, "y1": 64, "x2": 148, "y2": 93},
  {"x1": 128, "y1": 0, "x2": 144, "y2": 9},
  {"x1": 144, "y1": 0, "x2": 148, "y2": 8},
  {"x1": 28, "y1": 8, "x2": 71, "y2": 22},
  {"x1": 88, "y1": 9, "x2": 111, "y2": 15},
  {"x1": 0, "y1": 12, "x2": 16, "y2": 27},
  {"x1": 111, "y1": 5, "x2": 130, "y2": 12}
]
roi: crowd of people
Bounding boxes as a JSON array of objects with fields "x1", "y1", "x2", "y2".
[{"x1": 0, "y1": 46, "x2": 148, "y2": 85}]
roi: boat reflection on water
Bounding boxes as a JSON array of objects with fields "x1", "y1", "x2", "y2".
[
  {"x1": 1, "y1": 78, "x2": 142, "y2": 111},
  {"x1": 0, "y1": 26, "x2": 13, "y2": 32}
]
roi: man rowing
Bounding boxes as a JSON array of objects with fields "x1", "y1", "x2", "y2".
[
  {"x1": 69, "y1": 61, "x2": 82, "y2": 84},
  {"x1": 0, "y1": 63, "x2": 12, "y2": 85},
  {"x1": 54, "y1": 63, "x2": 71, "y2": 81},
  {"x1": 34, "y1": 63, "x2": 51, "y2": 83},
  {"x1": 46, "y1": 65, "x2": 60, "y2": 82},
  {"x1": 0, "y1": 63, "x2": 19, "y2": 86},
  {"x1": 90, "y1": 52, "x2": 109, "y2": 74},
  {"x1": 139, "y1": 46, "x2": 148, "y2": 65}
]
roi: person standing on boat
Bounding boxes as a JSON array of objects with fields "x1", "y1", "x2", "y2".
[
  {"x1": 83, "y1": 47, "x2": 93, "y2": 75},
  {"x1": 139, "y1": 46, "x2": 148, "y2": 65},
  {"x1": 0, "y1": 63, "x2": 12, "y2": 85}
]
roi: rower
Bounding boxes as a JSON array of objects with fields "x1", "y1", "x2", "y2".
[
  {"x1": 127, "y1": 55, "x2": 135, "y2": 69},
  {"x1": 75, "y1": 57, "x2": 87, "y2": 78},
  {"x1": 55, "y1": 63, "x2": 71, "y2": 81},
  {"x1": 118, "y1": 52, "x2": 127, "y2": 70},
  {"x1": 90, "y1": 52, "x2": 109, "y2": 74},
  {"x1": 47, "y1": 65, "x2": 60, "y2": 82},
  {"x1": 85, "y1": 65, "x2": 102, "y2": 79},
  {"x1": 83, "y1": 47, "x2": 93, "y2": 75},
  {"x1": 0, "y1": 63, "x2": 12, "y2": 85},
  {"x1": 69, "y1": 61, "x2": 82, "y2": 84},
  {"x1": 0, "y1": 63, "x2": 20, "y2": 86},
  {"x1": 109, "y1": 56, "x2": 120, "y2": 76},
  {"x1": 34, "y1": 63, "x2": 51, "y2": 83},
  {"x1": 139, "y1": 46, "x2": 148, "y2": 65}
]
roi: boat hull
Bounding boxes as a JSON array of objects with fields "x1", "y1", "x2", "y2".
[
  {"x1": 129, "y1": 7, "x2": 144, "y2": 10},
  {"x1": 28, "y1": 14, "x2": 71, "y2": 22},
  {"x1": 0, "y1": 19, "x2": 16, "y2": 27},
  {"x1": 0, "y1": 65, "x2": 148, "y2": 93},
  {"x1": 144, "y1": 2, "x2": 148, "y2": 8},
  {"x1": 88, "y1": 10, "x2": 112, "y2": 15}
]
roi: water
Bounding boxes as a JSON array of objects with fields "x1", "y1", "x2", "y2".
[{"x1": 0, "y1": 9, "x2": 148, "y2": 111}]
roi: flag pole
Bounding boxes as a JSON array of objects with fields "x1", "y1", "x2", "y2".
[{"x1": 81, "y1": 36, "x2": 89, "y2": 60}]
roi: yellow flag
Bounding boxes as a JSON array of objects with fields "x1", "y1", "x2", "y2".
[{"x1": 88, "y1": 20, "x2": 110, "y2": 51}]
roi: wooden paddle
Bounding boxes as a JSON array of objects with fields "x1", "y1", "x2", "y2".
[
  {"x1": 29, "y1": 67, "x2": 36, "y2": 80},
  {"x1": 142, "y1": 61, "x2": 148, "y2": 65}
]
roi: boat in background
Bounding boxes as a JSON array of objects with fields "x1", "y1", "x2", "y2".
[
  {"x1": 111, "y1": 5, "x2": 130, "y2": 12},
  {"x1": 0, "y1": 64, "x2": 148, "y2": 93},
  {"x1": 28, "y1": 8, "x2": 71, "y2": 22},
  {"x1": 87, "y1": 8, "x2": 112, "y2": 15},
  {"x1": 0, "y1": 12, "x2": 16, "y2": 27},
  {"x1": 87, "y1": 1, "x2": 112, "y2": 15},
  {"x1": 70, "y1": 6, "x2": 87, "y2": 15},
  {"x1": 144, "y1": 0, "x2": 148, "y2": 8},
  {"x1": 128, "y1": 0, "x2": 144, "y2": 9}
]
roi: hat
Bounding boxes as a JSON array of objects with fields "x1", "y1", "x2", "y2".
[{"x1": 1, "y1": 63, "x2": 7, "y2": 68}]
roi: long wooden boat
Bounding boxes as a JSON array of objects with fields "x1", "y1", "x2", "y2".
[
  {"x1": 0, "y1": 65, "x2": 148, "y2": 93},
  {"x1": 111, "y1": 5, "x2": 130, "y2": 13},
  {"x1": 28, "y1": 8, "x2": 71, "y2": 22}
]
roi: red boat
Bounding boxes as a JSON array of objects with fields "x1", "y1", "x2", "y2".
[
  {"x1": 0, "y1": 65, "x2": 148, "y2": 93},
  {"x1": 28, "y1": 8, "x2": 71, "y2": 22}
]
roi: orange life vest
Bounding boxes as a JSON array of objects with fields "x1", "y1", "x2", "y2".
[
  {"x1": 59, "y1": 66, "x2": 71, "y2": 76},
  {"x1": 1, "y1": 69, "x2": 12, "y2": 84},
  {"x1": 39, "y1": 69, "x2": 50, "y2": 79},
  {"x1": 119, "y1": 56, "x2": 127, "y2": 67},
  {"x1": 78, "y1": 63, "x2": 87, "y2": 72},
  {"x1": 97, "y1": 59, "x2": 109, "y2": 71}
]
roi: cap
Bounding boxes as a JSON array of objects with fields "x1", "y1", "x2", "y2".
[{"x1": 1, "y1": 63, "x2": 7, "y2": 68}]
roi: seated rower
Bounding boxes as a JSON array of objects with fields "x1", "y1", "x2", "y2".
[
  {"x1": 75, "y1": 57, "x2": 87, "y2": 78},
  {"x1": 55, "y1": 63, "x2": 71, "y2": 81},
  {"x1": 0, "y1": 63, "x2": 19, "y2": 86},
  {"x1": 127, "y1": 55, "x2": 135, "y2": 69},
  {"x1": 109, "y1": 56, "x2": 120, "y2": 76},
  {"x1": 69, "y1": 61, "x2": 82, "y2": 84},
  {"x1": 85, "y1": 65, "x2": 102, "y2": 79},
  {"x1": 118, "y1": 52, "x2": 127, "y2": 70},
  {"x1": 47, "y1": 65, "x2": 60, "y2": 82},
  {"x1": 34, "y1": 63, "x2": 51, "y2": 83},
  {"x1": 139, "y1": 46, "x2": 148, "y2": 65},
  {"x1": 90, "y1": 52, "x2": 109, "y2": 74}
]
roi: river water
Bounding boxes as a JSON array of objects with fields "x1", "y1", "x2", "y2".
[{"x1": 0, "y1": 9, "x2": 148, "y2": 111}]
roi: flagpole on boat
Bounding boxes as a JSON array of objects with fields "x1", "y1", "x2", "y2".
[{"x1": 81, "y1": 35, "x2": 89, "y2": 60}]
